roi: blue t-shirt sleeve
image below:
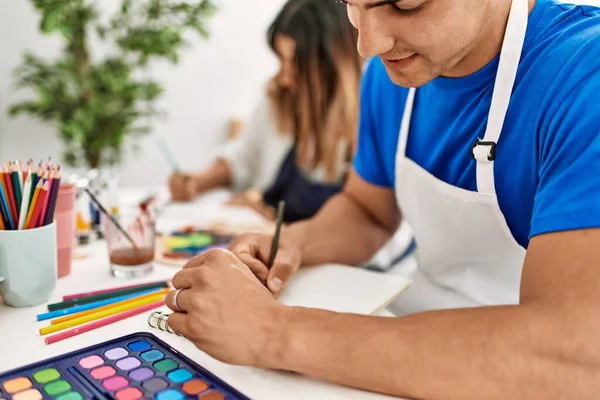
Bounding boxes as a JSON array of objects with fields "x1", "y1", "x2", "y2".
[
  {"x1": 353, "y1": 59, "x2": 393, "y2": 188},
  {"x1": 530, "y1": 69, "x2": 600, "y2": 238}
]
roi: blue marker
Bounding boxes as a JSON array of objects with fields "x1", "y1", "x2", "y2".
[{"x1": 36, "y1": 288, "x2": 162, "y2": 321}]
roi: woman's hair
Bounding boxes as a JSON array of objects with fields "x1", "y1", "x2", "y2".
[{"x1": 267, "y1": 0, "x2": 362, "y2": 181}]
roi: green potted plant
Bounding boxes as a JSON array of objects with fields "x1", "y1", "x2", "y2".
[{"x1": 8, "y1": 0, "x2": 216, "y2": 169}]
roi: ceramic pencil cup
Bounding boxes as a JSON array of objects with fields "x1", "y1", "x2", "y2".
[{"x1": 0, "y1": 222, "x2": 57, "y2": 308}]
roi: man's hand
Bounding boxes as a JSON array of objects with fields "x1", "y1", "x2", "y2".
[
  {"x1": 165, "y1": 249, "x2": 287, "y2": 367},
  {"x1": 229, "y1": 233, "x2": 302, "y2": 297}
]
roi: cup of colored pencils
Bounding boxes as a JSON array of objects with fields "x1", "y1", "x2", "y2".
[
  {"x1": 0, "y1": 159, "x2": 62, "y2": 231},
  {"x1": 38, "y1": 280, "x2": 170, "y2": 344},
  {"x1": 0, "y1": 159, "x2": 64, "y2": 307}
]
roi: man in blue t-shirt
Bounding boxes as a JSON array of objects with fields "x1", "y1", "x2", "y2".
[{"x1": 164, "y1": 0, "x2": 600, "y2": 398}]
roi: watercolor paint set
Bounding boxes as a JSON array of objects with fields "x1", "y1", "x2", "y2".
[
  {"x1": 0, "y1": 333, "x2": 249, "y2": 400},
  {"x1": 161, "y1": 228, "x2": 233, "y2": 260}
]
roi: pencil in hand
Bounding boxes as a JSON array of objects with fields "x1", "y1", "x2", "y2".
[{"x1": 267, "y1": 200, "x2": 286, "y2": 269}]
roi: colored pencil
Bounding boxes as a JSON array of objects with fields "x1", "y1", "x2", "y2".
[
  {"x1": 267, "y1": 200, "x2": 286, "y2": 269},
  {"x1": 84, "y1": 188, "x2": 141, "y2": 251},
  {"x1": 0, "y1": 206, "x2": 5, "y2": 230},
  {"x1": 62, "y1": 280, "x2": 170, "y2": 301},
  {"x1": 23, "y1": 159, "x2": 32, "y2": 182},
  {"x1": 52, "y1": 288, "x2": 170, "y2": 325},
  {"x1": 47, "y1": 281, "x2": 169, "y2": 311},
  {"x1": 0, "y1": 173, "x2": 11, "y2": 229},
  {"x1": 16, "y1": 162, "x2": 24, "y2": 206},
  {"x1": 7, "y1": 164, "x2": 19, "y2": 221},
  {"x1": 44, "y1": 168, "x2": 61, "y2": 225},
  {"x1": 24, "y1": 178, "x2": 43, "y2": 229},
  {"x1": 29, "y1": 162, "x2": 41, "y2": 204},
  {"x1": 3, "y1": 165, "x2": 18, "y2": 225},
  {"x1": 35, "y1": 179, "x2": 51, "y2": 228},
  {"x1": 11, "y1": 163, "x2": 22, "y2": 220},
  {"x1": 0, "y1": 159, "x2": 62, "y2": 230},
  {"x1": 40, "y1": 292, "x2": 167, "y2": 335},
  {"x1": 37, "y1": 288, "x2": 164, "y2": 321},
  {"x1": 0, "y1": 176, "x2": 15, "y2": 230},
  {"x1": 18, "y1": 173, "x2": 32, "y2": 230},
  {"x1": 44, "y1": 300, "x2": 165, "y2": 345},
  {"x1": 0, "y1": 174, "x2": 8, "y2": 229},
  {"x1": 26, "y1": 180, "x2": 49, "y2": 229},
  {"x1": 0, "y1": 193, "x2": 8, "y2": 230}
]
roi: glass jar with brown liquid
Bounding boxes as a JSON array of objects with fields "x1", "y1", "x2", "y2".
[{"x1": 104, "y1": 208, "x2": 155, "y2": 278}]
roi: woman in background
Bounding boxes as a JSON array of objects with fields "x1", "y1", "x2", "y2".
[
  {"x1": 170, "y1": 0, "x2": 361, "y2": 223},
  {"x1": 170, "y1": 0, "x2": 415, "y2": 272}
]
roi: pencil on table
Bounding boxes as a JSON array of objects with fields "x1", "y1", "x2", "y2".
[
  {"x1": 62, "y1": 279, "x2": 171, "y2": 301},
  {"x1": 40, "y1": 292, "x2": 167, "y2": 335},
  {"x1": 47, "y1": 281, "x2": 170, "y2": 311},
  {"x1": 44, "y1": 300, "x2": 165, "y2": 345},
  {"x1": 51, "y1": 288, "x2": 169, "y2": 325},
  {"x1": 37, "y1": 288, "x2": 165, "y2": 321}
]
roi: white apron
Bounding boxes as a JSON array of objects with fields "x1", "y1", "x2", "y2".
[{"x1": 390, "y1": 0, "x2": 529, "y2": 316}]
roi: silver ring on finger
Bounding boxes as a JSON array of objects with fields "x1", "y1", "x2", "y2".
[{"x1": 172, "y1": 288, "x2": 184, "y2": 312}]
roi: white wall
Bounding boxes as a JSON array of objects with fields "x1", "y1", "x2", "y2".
[
  {"x1": 0, "y1": 0, "x2": 286, "y2": 186},
  {"x1": 1, "y1": 0, "x2": 599, "y2": 187}
]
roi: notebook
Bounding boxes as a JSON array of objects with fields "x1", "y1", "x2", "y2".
[{"x1": 278, "y1": 264, "x2": 411, "y2": 315}]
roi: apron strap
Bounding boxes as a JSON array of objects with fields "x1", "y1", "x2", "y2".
[
  {"x1": 397, "y1": 87, "x2": 417, "y2": 159},
  {"x1": 473, "y1": 0, "x2": 529, "y2": 195}
]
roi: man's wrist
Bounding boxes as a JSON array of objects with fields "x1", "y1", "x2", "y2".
[
  {"x1": 281, "y1": 222, "x2": 309, "y2": 260},
  {"x1": 257, "y1": 304, "x2": 303, "y2": 371}
]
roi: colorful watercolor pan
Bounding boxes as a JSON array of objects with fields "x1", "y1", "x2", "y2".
[
  {"x1": 0, "y1": 333, "x2": 249, "y2": 400},
  {"x1": 162, "y1": 229, "x2": 233, "y2": 259}
]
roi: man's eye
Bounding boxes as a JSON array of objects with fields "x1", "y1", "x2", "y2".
[{"x1": 393, "y1": 2, "x2": 426, "y2": 16}]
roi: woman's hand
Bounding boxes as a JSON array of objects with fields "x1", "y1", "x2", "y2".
[
  {"x1": 165, "y1": 248, "x2": 288, "y2": 367},
  {"x1": 168, "y1": 173, "x2": 197, "y2": 202},
  {"x1": 226, "y1": 190, "x2": 276, "y2": 220}
]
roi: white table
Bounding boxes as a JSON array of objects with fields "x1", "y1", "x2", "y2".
[{"x1": 0, "y1": 189, "x2": 410, "y2": 399}]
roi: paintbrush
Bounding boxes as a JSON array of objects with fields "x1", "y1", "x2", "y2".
[
  {"x1": 156, "y1": 136, "x2": 192, "y2": 190},
  {"x1": 156, "y1": 137, "x2": 183, "y2": 173},
  {"x1": 84, "y1": 188, "x2": 140, "y2": 252}
]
